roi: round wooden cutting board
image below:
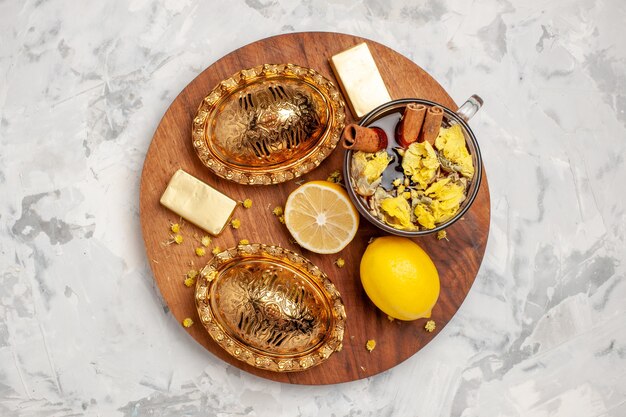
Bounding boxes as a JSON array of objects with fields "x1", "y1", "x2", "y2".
[{"x1": 139, "y1": 32, "x2": 490, "y2": 385}]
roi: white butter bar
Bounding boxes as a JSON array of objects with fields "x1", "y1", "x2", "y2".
[
  {"x1": 330, "y1": 42, "x2": 392, "y2": 119},
  {"x1": 160, "y1": 169, "x2": 236, "y2": 236}
]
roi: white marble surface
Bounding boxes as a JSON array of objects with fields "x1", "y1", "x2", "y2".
[{"x1": 1, "y1": 0, "x2": 625, "y2": 415}]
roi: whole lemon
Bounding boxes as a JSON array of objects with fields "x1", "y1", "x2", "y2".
[{"x1": 360, "y1": 236, "x2": 440, "y2": 320}]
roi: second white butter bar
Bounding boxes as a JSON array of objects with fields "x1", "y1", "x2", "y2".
[
  {"x1": 160, "y1": 169, "x2": 236, "y2": 236},
  {"x1": 330, "y1": 42, "x2": 392, "y2": 119}
]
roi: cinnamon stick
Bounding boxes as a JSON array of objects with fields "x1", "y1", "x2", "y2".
[
  {"x1": 395, "y1": 103, "x2": 426, "y2": 147},
  {"x1": 341, "y1": 124, "x2": 388, "y2": 153},
  {"x1": 419, "y1": 105, "x2": 444, "y2": 145}
]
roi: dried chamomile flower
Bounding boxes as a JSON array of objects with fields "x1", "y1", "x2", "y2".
[
  {"x1": 424, "y1": 320, "x2": 436, "y2": 332},
  {"x1": 392, "y1": 178, "x2": 403, "y2": 187},
  {"x1": 184, "y1": 269, "x2": 198, "y2": 287},
  {"x1": 239, "y1": 239, "x2": 250, "y2": 245},
  {"x1": 272, "y1": 206, "x2": 283, "y2": 216},
  {"x1": 365, "y1": 339, "x2": 376, "y2": 352},
  {"x1": 212, "y1": 246, "x2": 221, "y2": 255},
  {"x1": 162, "y1": 235, "x2": 182, "y2": 245},
  {"x1": 326, "y1": 169, "x2": 343, "y2": 184},
  {"x1": 182, "y1": 318, "x2": 194, "y2": 328},
  {"x1": 335, "y1": 257, "x2": 345, "y2": 268},
  {"x1": 397, "y1": 184, "x2": 406, "y2": 194},
  {"x1": 278, "y1": 215, "x2": 285, "y2": 224},
  {"x1": 195, "y1": 247, "x2": 206, "y2": 257},
  {"x1": 170, "y1": 223, "x2": 180, "y2": 234},
  {"x1": 436, "y1": 230, "x2": 448, "y2": 241},
  {"x1": 200, "y1": 235, "x2": 211, "y2": 247},
  {"x1": 242, "y1": 198, "x2": 253, "y2": 209},
  {"x1": 231, "y1": 218, "x2": 241, "y2": 229},
  {"x1": 402, "y1": 191, "x2": 411, "y2": 200}
]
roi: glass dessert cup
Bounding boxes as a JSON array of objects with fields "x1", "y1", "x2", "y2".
[{"x1": 343, "y1": 96, "x2": 483, "y2": 237}]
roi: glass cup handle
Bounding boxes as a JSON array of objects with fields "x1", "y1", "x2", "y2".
[{"x1": 456, "y1": 95, "x2": 483, "y2": 122}]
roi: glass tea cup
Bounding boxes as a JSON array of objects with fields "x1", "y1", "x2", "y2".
[{"x1": 342, "y1": 95, "x2": 483, "y2": 237}]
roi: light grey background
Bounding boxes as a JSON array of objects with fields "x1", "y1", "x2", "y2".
[{"x1": 1, "y1": 0, "x2": 625, "y2": 416}]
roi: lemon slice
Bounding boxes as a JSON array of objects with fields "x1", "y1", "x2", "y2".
[{"x1": 285, "y1": 181, "x2": 359, "y2": 254}]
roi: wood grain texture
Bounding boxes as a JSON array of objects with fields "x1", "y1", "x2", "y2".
[{"x1": 139, "y1": 32, "x2": 491, "y2": 385}]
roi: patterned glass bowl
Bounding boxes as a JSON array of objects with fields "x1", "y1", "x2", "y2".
[
  {"x1": 195, "y1": 243, "x2": 346, "y2": 372},
  {"x1": 192, "y1": 64, "x2": 346, "y2": 185}
]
